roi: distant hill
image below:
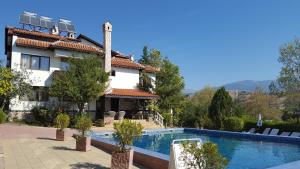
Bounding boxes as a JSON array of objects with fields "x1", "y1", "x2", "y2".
[{"x1": 222, "y1": 80, "x2": 273, "y2": 92}]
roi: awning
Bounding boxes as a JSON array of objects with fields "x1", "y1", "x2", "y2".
[{"x1": 105, "y1": 88, "x2": 158, "y2": 99}]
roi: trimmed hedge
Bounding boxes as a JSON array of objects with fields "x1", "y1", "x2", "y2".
[
  {"x1": 244, "y1": 120, "x2": 300, "y2": 133},
  {"x1": 223, "y1": 117, "x2": 244, "y2": 131}
]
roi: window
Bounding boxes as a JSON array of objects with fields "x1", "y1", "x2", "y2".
[
  {"x1": 111, "y1": 70, "x2": 116, "y2": 76},
  {"x1": 60, "y1": 58, "x2": 69, "y2": 71},
  {"x1": 21, "y1": 54, "x2": 50, "y2": 71},
  {"x1": 20, "y1": 87, "x2": 49, "y2": 101}
]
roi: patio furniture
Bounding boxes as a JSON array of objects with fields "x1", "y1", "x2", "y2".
[
  {"x1": 280, "y1": 132, "x2": 291, "y2": 136},
  {"x1": 262, "y1": 128, "x2": 271, "y2": 135},
  {"x1": 104, "y1": 111, "x2": 116, "y2": 125},
  {"x1": 290, "y1": 132, "x2": 300, "y2": 137},
  {"x1": 135, "y1": 111, "x2": 143, "y2": 119},
  {"x1": 118, "y1": 111, "x2": 126, "y2": 121},
  {"x1": 269, "y1": 129, "x2": 279, "y2": 136}
]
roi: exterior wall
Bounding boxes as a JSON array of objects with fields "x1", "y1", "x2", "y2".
[
  {"x1": 110, "y1": 67, "x2": 140, "y2": 89},
  {"x1": 148, "y1": 73, "x2": 156, "y2": 88}
]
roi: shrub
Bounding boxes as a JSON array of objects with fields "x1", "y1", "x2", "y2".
[
  {"x1": 182, "y1": 141, "x2": 228, "y2": 169},
  {"x1": 94, "y1": 119, "x2": 105, "y2": 127},
  {"x1": 31, "y1": 106, "x2": 58, "y2": 126},
  {"x1": 55, "y1": 113, "x2": 70, "y2": 131},
  {"x1": 243, "y1": 120, "x2": 300, "y2": 133},
  {"x1": 223, "y1": 117, "x2": 244, "y2": 131},
  {"x1": 113, "y1": 119, "x2": 143, "y2": 152},
  {"x1": 75, "y1": 115, "x2": 92, "y2": 137},
  {"x1": 0, "y1": 109, "x2": 7, "y2": 124}
]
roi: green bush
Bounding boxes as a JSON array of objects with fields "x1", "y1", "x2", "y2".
[
  {"x1": 0, "y1": 109, "x2": 7, "y2": 124},
  {"x1": 244, "y1": 120, "x2": 300, "y2": 133},
  {"x1": 55, "y1": 113, "x2": 70, "y2": 131},
  {"x1": 223, "y1": 117, "x2": 244, "y2": 131},
  {"x1": 113, "y1": 119, "x2": 143, "y2": 152},
  {"x1": 94, "y1": 119, "x2": 105, "y2": 127},
  {"x1": 182, "y1": 142, "x2": 228, "y2": 169},
  {"x1": 31, "y1": 106, "x2": 58, "y2": 126},
  {"x1": 75, "y1": 115, "x2": 92, "y2": 137}
]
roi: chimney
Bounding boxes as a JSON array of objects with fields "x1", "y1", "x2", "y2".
[{"x1": 103, "y1": 22, "x2": 112, "y2": 73}]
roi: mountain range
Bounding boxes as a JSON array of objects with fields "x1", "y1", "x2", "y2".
[
  {"x1": 185, "y1": 80, "x2": 273, "y2": 95},
  {"x1": 222, "y1": 80, "x2": 273, "y2": 92}
]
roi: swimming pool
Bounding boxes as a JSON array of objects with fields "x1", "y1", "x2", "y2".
[{"x1": 91, "y1": 128, "x2": 300, "y2": 169}]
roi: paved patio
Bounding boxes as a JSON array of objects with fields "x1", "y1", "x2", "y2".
[{"x1": 0, "y1": 124, "x2": 145, "y2": 169}]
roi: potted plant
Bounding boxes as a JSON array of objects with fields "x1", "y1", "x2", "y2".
[
  {"x1": 111, "y1": 120, "x2": 143, "y2": 169},
  {"x1": 75, "y1": 114, "x2": 93, "y2": 151},
  {"x1": 55, "y1": 113, "x2": 70, "y2": 141}
]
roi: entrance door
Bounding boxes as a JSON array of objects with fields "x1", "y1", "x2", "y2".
[{"x1": 111, "y1": 98, "x2": 119, "y2": 112}]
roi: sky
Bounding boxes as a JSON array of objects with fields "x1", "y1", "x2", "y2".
[{"x1": 1, "y1": 0, "x2": 300, "y2": 90}]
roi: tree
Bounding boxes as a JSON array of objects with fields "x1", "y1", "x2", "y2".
[
  {"x1": 137, "y1": 71, "x2": 154, "y2": 92},
  {"x1": 273, "y1": 38, "x2": 300, "y2": 122},
  {"x1": 49, "y1": 54, "x2": 109, "y2": 113},
  {"x1": 179, "y1": 86, "x2": 215, "y2": 128},
  {"x1": 155, "y1": 58, "x2": 185, "y2": 110},
  {"x1": 138, "y1": 46, "x2": 162, "y2": 68},
  {"x1": 0, "y1": 66, "x2": 31, "y2": 109},
  {"x1": 242, "y1": 89, "x2": 281, "y2": 120},
  {"x1": 208, "y1": 87, "x2": 233, "y2": 129}
]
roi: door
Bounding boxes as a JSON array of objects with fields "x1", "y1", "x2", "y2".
[{"x1": 111, "y1": 98, "x2": 119, "y2": 112}]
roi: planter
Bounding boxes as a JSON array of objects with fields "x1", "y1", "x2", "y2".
[
  {"x1": 56, "y1": 129, "x2": 67, "y2": 141},
  {"x1": 111, "y1": 149, "x2": 134, "y2": 169},
  {"x1": 76, "y1": 136, "x2": 91, "y2": 152}
]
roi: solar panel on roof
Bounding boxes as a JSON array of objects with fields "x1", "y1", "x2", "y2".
[
  {"x1": 19, "y1": 12, "x2": 40, "y2": 27},
  {"x1": 58, "y1": 19, "x2": 75, "y2": 33},
  {"x1": 40, "y1": 16, "x2": 55, "y2": 29}
]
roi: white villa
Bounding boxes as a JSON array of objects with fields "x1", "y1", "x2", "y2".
[{"x1": 4, "y1": 20, "x2": 158, "y2": 120}]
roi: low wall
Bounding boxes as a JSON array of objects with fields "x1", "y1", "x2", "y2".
[{"x1": 91, "y1": 139, "x2": 169, "y2": 169}]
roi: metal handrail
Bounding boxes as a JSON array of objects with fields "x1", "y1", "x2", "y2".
[{"x1": 153, "y1": 111, "x2": 164, "y2": 127}]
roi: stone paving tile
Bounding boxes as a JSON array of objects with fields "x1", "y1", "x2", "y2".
[{"x1": 1, "y1": 138, "x2": 143, "y2": 169}]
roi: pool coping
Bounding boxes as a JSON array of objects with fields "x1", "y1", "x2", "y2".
[{"x1": 90, "y1": 128, "x2": 300, "y2": 169}]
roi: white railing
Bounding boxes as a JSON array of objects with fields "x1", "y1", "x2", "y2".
[{"x1": 153, "y1": 111, "x2": 164, "y2": 127}]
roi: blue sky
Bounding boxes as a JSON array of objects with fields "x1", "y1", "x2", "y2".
[{"x1": 1, "y1": 0, "x2": 300, "y2": 90}]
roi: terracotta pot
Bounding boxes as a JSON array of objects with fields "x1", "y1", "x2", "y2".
[
  {"x1": 111, "y1": 149, "x2": 134, "y2": 169},
  {"x1": 76, "y1": 136, "x2": 91, "y2": 152},
  {"x1": 56, "y1": 129, "x2": 67, "y2": 141}
]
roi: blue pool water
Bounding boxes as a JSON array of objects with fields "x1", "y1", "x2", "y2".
[{"x1": 93, "y1": 130, "x2": 300, "y2": 169}]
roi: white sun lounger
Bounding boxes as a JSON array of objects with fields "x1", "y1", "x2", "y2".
[
  {"x1": 269, "y1": 129, "x2": 279, "y2": 136},
  {"x1": 169, "y1": 138, "x2": 202, "y2": 169},
  {"x1": 290, "y1": 132, "x2": 300, "y2": 137},
  {"x1": 248, "y1": 128, "x2": 256, "y2": 133},
  {"x1": 280, "y1": 132, "x2": 291, "y2": 136},
  {"x1": 262, "y1": 128, "x2": 271, "y2": 135}
]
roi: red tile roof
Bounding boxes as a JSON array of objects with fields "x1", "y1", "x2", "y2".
[
  {"x1": 16, "y1": 38, "x2": 102, "y2": 54},
  {"x1": 111, "y1": 57, "x2": 144, "y2": 70},
  {"x1": 106, "y1": 88, "x2": 158, "y2": 98},
  {"x1": 143, "y1": 65, "x2": 159, "y2": 73}
]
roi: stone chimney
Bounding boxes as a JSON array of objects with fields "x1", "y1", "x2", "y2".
[{"x1": 103, "y1": 22, "x2": 112, "y2": 73}]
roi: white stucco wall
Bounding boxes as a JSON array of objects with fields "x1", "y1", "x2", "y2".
[{"x1": 110, "y1": 67, "x2": 140, "y2": 89}]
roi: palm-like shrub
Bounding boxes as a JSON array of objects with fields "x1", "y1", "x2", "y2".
[
  {"x1": 113, "y1": 120, "x2": 143, "y2": 152},
  {"x1": 182, "y1": 142, "x2": 228, "y2": 169},
  {"x1": 75, "y1": 115, "x2": 92, "y2": 137},
  {"x1": 55, "y1": 113, "x2": 70, "y2": 131}
]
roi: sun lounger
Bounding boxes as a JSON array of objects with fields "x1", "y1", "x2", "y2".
[
  {"x1": 248, "y1": 128, "x2": 256, "y2": 134},
  {"x1": 280, "y1": 132, "x2": 291, "y2": 136},
  {"x1": 262, "y1": 128, "x2": 271, "y2": 135},
  {"x1": 269, "y1": 129, "x2": 279, "y2": 136},
  {"x1": 290, "y1": 132, "x2": 300, "y2": 137}
]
